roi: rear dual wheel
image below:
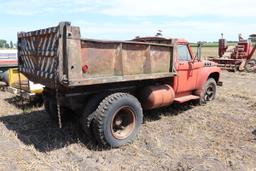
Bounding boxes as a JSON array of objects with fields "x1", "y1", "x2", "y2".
[
  {"x1": 81, "y1": 93, "x2": 110, "y2": 140},
  {"x1": 91, "y1": 93, "x2": 143, "y2": 147},
  {"x1": 44, "y1": 99, "x2": 72, "y2": 122}
]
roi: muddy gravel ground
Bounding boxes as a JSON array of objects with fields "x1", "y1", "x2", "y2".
[{"x1": 0, "y1": 71, "x2": 255, "y2": 171}]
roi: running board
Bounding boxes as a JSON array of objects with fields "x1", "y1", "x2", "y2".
[{"x1": 174, "y1": 95, "x2": 200, "y2": 103}]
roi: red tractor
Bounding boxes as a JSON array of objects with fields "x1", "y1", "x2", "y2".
[{"x1": 209, "y1": 34, "x2": 256, "y2": 72}]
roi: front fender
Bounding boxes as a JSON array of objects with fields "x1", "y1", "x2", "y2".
[{"x1": 196, "y1": 65, "x2": 221, "y2": 91}]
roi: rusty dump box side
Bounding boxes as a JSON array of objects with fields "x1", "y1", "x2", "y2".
[{"x1": 18, "y1": 22, "x2": 176, "y2": 88}]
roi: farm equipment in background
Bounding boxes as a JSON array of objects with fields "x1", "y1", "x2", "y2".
[
  {"x1": 208, "y1": 34, "x2": 256, "y2": 72},
  {"x1": 0, "y1": 49, "x2": 44, "y2": 100},
  {"x1": 0, "y1": 49, "x2": 18, "y2": 86},
  {"x1": 4, "y1": 68, "x2": 44, "y2": 100}
]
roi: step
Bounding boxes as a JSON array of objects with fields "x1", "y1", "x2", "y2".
[{"x1": 174, "y1": 95, "x2": 200, "y2": 103}]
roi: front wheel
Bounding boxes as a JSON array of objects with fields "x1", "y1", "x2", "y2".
[
  {"x1": 92, "y1": 93, "x2": 143, "y2": 147},
  {"x1": 200, "y1": 78, "x2": 217, "y2": 104}
]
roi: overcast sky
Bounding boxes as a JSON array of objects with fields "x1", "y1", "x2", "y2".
[{"x1": 0, "y1": 0, "x2": 256, "y2": 42}]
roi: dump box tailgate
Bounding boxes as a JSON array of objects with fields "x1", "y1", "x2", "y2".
[
  {"x1": 18, "y1": 24, "x2": 62, "y2": 88},
  {"x1": 18, "y1": 22, "x2": 176, "y2": 88}
]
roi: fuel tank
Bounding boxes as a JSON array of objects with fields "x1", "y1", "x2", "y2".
[{"x1": 141, "y1": 84, "x2": 175, "y2": 110}]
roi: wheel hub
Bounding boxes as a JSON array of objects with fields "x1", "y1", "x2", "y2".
[
  {"x1": 205, "y1": 84, "x2": 215, "y2": 101},
  {"x1": 111, "y1": 107, "x2": 136, "y2": 140}
]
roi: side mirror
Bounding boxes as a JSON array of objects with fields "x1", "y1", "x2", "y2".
[{"x1": 196, "y1": 41, "x2": 203, "y2": 60}]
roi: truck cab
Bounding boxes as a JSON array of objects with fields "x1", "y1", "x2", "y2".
[
  {"x1": 133, "y1": 36, "x2": 221, "y2": 103},
  {"x1": 174, "y1": 39, "x2": 222, "y2": 102}
]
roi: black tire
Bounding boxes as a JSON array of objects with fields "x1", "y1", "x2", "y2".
[
  {"x1": 44, "y1": 99, "x2": 52, "y2": 117},
  {"x1": 81, "y1": 93, "x2": 109, "y2": 139},
  {"x1": 92, "y1": 93, "x2": 143, "y2": 147},
  {"x1": 43, "y1": 99, "x2": 72, "y2": 122},
  {"x1": 245, "y1": 59, "x2": 256, "y2": 73},
  {"x1": 200, "y1": 78, "x2": 217, "y2": 104}
]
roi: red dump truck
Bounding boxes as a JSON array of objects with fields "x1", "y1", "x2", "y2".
[{"x1": 18, "y1": 22, "x2": 222, "y2": 147}]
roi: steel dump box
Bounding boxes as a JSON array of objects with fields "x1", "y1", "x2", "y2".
[{"x1": 18, "y1": 22, "x2": 176, "y2": 88}]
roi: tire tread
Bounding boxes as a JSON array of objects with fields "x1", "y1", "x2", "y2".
[{"x1": 93, "y1": 93, "x2": 142, "y2": 146}]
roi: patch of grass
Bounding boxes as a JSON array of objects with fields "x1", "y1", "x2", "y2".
[{"x1": 191, "y1": 46, "x2": 218, "y2": 58}]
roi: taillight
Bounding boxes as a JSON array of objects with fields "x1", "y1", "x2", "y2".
[{"x1": 82, "y1": 65, "x2": 88, "y2": 73}]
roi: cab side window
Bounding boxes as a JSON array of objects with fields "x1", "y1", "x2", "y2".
[{"x1": 177, "y1": 45, "x2": 192, "y2": 61}]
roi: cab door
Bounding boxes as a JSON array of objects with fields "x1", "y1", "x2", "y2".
[{"x1": 175, "y1": 44, "x2": 199, "y2": 93}]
